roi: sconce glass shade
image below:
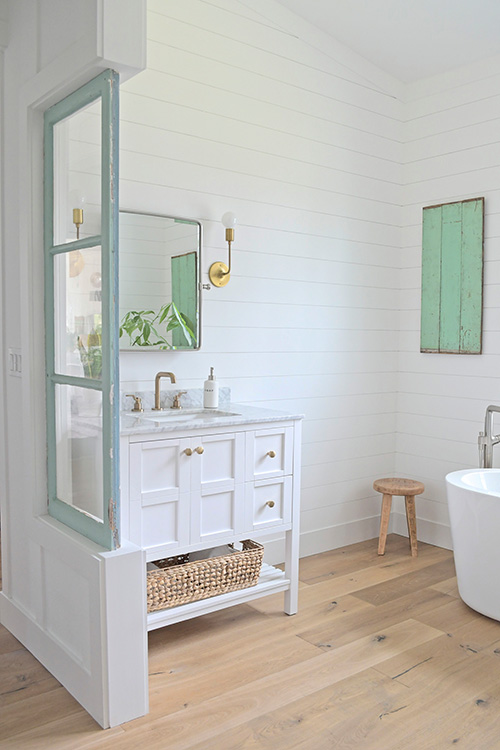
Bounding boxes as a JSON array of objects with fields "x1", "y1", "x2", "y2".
[
  {"x1": 221, "y1": 211, "x2": 237, "y2": 229},
  {"x1": 70, "y1": 190, "x2": 86, "y2": 210}
]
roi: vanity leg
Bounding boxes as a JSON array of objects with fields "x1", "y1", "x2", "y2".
[
  {"x1": 284, "y1": 421, "x2": 302, "y2": 616},
  {"x1": 284, "y1": 527, "x2": 299, "y2": 615}
]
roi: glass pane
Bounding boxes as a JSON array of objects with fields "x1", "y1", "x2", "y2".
[
  {"x1": 53, "y1": 98, "x2": 102, "y2": 245},
  {"x1": 54, "y1": 246, "x2": 102, "y2": 378},
  {"x1": 55, "y1": 384, "x2": 103, "y2": 522}
]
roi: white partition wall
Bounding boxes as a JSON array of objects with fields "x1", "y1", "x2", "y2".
[{"x1": 0, "y1": 0, "x2": 148, "y2": 728}]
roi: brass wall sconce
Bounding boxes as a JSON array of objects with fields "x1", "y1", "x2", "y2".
[
  {"x1": 71, "y1": 191, "x2": 85, "y2": 240},
  {"x1": 209, "y1": 211, "x2": 236, "y2": 287},
  {"x1": 73, "y1": 207, "x2": 84, "y2": 239},
  {"x1": 70, "y1": 194, "x2": 85, "y2": 275}
]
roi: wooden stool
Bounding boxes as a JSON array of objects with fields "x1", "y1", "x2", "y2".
[{"x1": 373, "y1": 478, "x2": 424, "y2": 557}]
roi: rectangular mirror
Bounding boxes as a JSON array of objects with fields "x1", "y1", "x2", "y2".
[{"x1": 119, "y1": 211, "x2": 201, "y2": 350}]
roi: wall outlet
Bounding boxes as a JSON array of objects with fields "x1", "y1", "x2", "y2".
[{"x1": 8, "y1": 348, "x2": 22, "y2": 377}]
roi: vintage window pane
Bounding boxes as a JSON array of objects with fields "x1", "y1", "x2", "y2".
[
  {"x1": 53, "y1": 245, "x2": 102, "y2": 378},
  {"x1": 55, "y1": 383, "x2": 103, "y2": 522},
  {"x1": 53, "y1": 98, "x2": 102, "y2": 246}
]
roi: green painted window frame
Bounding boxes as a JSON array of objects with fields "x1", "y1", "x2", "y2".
[
  {"x1": 44, "y1": 70, "x2": 120, "y2": 549},
  {"x1": 420, "y1": 197, "x2": 484, "y2": 355}
]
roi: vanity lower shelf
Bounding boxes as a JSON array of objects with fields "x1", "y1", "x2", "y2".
[{"x1": 146, "y1": 563, "x2": 290, "y2": 631}]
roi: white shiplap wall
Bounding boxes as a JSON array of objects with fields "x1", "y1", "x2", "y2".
[
  {"x1": 119, "y1": 0, "x2": 403, "y2": 558},
  {"x1": 396, "y1": 56, "x2": 500, "y2": 548}
]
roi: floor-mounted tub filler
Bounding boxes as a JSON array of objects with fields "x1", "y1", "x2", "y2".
[{"x1": 446, "y1": 469, "x2": 500, "y2": 621}]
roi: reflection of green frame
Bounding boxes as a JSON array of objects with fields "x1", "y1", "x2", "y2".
[
  {"x1": 421, "y1": 197, "x2": 484, "y2": 354},
  {"x1": 44, "y1": 70, "x2": 120, "y2": 549}
]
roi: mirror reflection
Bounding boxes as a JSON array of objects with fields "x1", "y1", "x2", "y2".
[{"x1": 119, "y1": 211, "x2": 201, "y2": 350}]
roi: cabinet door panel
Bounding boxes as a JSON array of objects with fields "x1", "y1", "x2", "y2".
[
  {"x1": 191, "y1": 484, "x2": 245, "y2": 544},
  {"x1": 140, "y1": 493, "x2": 190, "y2": 549},
  {"x1": 137, "y1": 439, "x2": 190, "y2": 498},
  {"x1": 246, "y1": 426, "x2": 293, "y2": 481},
  {"x1": 246, "y1": 476, "x2": 292, "y2": 531},
  {"x1": 193, "y1": 432, "x2": 245, "y2": 490},
  {"x1": 129, "y1": 439, "x2": 191, "y2": 551}
]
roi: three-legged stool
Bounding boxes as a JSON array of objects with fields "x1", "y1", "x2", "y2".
[{"x1": 373, "y1": 477, "x2": 425, "y2": 557}]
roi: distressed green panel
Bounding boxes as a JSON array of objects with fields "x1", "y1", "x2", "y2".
[
  {"x1": 421, "y1": 198, "x2": 484, "y2": 354},
  {"x1": 439, "y1": 202, "x2": 462, "y2": 353},
  {"x1": 420, "y1": 206, "x2": 442, "y2": 351},
  {"x1": 460, "y1": 199, "x2": 484, "y2": 353},
  {"x1": 171, "y1": 251, "x2": 197, "y2": 348}
]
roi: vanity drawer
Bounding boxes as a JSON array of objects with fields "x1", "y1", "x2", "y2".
[
  {"x1": 246, "y1": 476, "x2": 292, "y2": 531},
  {"x1": 246, "y1": 426, "x2": 293, "y2": 481}
]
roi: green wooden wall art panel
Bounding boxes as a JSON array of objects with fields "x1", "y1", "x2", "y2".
[
  {"x1": 171, "y1": 251, "x2": 198, "y2": 348},
  {"x1": 420, "y1": 197, "x2": 484, "y2": 354}
]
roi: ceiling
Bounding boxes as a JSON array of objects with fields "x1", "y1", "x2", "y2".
[{"x1": 274, "y1": 0, "x2": 500, "y2": 82}]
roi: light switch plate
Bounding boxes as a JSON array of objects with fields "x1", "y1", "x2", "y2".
[{"x1": 8, "y1": 347, "x2": 22, "y2": 377}]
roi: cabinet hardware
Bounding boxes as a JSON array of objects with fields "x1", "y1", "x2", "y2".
[
  {"x1": 184, "y1": 448, "x2": 193, "y2": 456},
  {"x1": 195, "y1": 446, "x2": 204, "y2": 454},
  {"x1": 266, "y1": 500, "x2": 275, "y2": 508},
  {"x1": 267, "y1": 450, "x2": 276, "y2": 458}
]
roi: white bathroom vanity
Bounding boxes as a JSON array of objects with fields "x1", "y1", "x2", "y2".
[{"x1": 120, "y1": 403, "x2": 303, "y2": 630}]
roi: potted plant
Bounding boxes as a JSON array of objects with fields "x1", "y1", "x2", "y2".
[
  {"x1": 119, "y1": 302, "x2": 196, "y2": 349},
  {"x1": 77, "y1": 326, "x2": 103, "y2": 379}
]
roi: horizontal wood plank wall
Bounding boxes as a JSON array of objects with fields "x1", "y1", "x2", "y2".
[
  {"x1": 396, "y1": 57, "x2": 500, "y2": 548},
  {"x1": 118, "y1": 0, "x2": 403, "y2": 559}
]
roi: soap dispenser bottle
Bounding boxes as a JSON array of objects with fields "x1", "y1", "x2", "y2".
[{"x1": 203, "y1": 367, "x2": 218, "y2": 408}]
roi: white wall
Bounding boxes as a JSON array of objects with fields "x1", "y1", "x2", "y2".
[
  {"x1": 118, "y1": 0, "x2": 403, "y2": 557},
  {"x1": 395, "y1": 55, "x2": 500, "y2": 547}
]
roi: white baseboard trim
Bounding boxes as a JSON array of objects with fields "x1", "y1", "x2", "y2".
[
  {"x1": 391, "y1": 512, "x2": 453, "y2": 550},
  {"x1": 262, "y1": 516, "x2": 382, "y2": 565},
  {"x1": 263, "y1": 513, "x2": 453, "y2": 567}
]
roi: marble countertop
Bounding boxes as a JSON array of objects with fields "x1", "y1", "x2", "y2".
[{"x1": 120, "y1": 402, "x2": 304, "y2": 436}]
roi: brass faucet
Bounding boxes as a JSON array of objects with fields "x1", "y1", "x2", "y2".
[
  {"x1": 153, "y1": 372, "x2": 176, "y2": 411},
  {"x1": 171, "y1": 391, "x2": 187, "y2": 409}
]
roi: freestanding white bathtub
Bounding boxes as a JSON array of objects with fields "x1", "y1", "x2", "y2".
[{"x1": 446, "y1": 469, "x2": 500, "y2": 621}]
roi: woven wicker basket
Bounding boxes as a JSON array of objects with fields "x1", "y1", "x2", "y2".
[{"x1": 147, "y1": 540, "x2": 264, "y2": 612}]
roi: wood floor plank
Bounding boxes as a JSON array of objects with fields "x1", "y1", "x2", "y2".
[
  {"x1": 185, "y1": 667, "x2": 409, "y2": 750},
  {"x1": 0, "y1": 626, "x2": 22, "y2": 655},
  {"x1": 0, "y1": 686, "x2": 83, "y2": 742},
  {"x1": 252, "y1": 550, "x2": 453, "y2": 621},
  {"x1": 372, "y1": 621, "x2": 500, "y2": 688},
  {"x1": 0, "y1": 649, "x2": 59, "y2": 703},
  {"x1": 413, "y1": 595, "x2": 484, "y2": 632},
  {"x1": 354, "y1": 557, "x2": 456, "y2": 606},
  {"x1": 146, "y1": 628, "x2": 320, "y2": 718},
  {"x1": 0, "y1": 711, "x2": 124, "y2": 750},
  {"x1": 397, "y1": 682, "x2": 500, "y2": 749},
  {"x1": 296, "y1": 534, "x2": 415, "y2": 584},
  {"x1": 367, "y1": 646, "x2": 500, "y2": 749},
  {"x1": 297, "y1": 585, "x2": 453, "y2": 650},
  {"x1": 431, "y1": 575, "x2": 460, "y2": 598}
]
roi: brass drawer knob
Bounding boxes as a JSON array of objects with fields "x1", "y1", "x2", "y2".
[
  {"x1": 266, "y1": 500, "x2": 275, "y2": 508},
  {"x1": 267, "y1": 450, "x2": 276, "y2": 458},
  {"x1": 184, "y1": 448, "x2": 193, "y2": 456},
  {"x1": 195, "y1": 446, "x2": 204, "y2": 454}
]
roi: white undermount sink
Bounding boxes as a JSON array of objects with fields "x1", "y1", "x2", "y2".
[{"x1": 139, "y1": 409, "x2": 240, "y2": 423}]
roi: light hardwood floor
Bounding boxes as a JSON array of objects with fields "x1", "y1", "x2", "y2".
[{"x1": 2, "y1": 534, "x2": 500, "y2": 748}]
